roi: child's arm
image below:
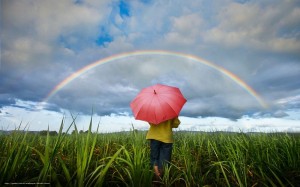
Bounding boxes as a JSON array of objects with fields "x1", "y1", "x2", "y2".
[{"x1": 172, "y1": 117, "x2": 180, "y2": 128}]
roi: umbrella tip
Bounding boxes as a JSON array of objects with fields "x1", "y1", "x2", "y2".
[{"x1": 154, "y1": 90, "x2": 157, "y2": 94}]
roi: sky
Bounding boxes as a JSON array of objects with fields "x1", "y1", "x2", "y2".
[{"x1": 1, "y1": 0, "x2": 300, "y2": 133}]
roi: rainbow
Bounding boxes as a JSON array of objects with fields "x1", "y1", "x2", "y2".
[{"x1": 42, "y1": 50, "x2": 268, "y2": 108}]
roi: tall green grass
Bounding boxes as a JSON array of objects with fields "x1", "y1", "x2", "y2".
[{"x1": 0, "y1": 120, "x2": 299, "y2": 186}]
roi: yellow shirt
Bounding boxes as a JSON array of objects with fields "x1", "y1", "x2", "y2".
[{"x1": 146, "y1": 118, "x2": 180, "y2": 143}]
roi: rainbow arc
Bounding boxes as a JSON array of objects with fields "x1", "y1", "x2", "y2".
[{"x1": 41, "y1": 50, "x2": 268, "y2": 109}]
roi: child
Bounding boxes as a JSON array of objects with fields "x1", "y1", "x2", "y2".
[{"x1": 146, "y1": 117, "x2": 180, "y2": 178}]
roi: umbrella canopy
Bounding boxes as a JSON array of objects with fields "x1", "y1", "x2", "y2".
[{"x1": 130, "y1": 84, "x2": 187, "y2": 125}]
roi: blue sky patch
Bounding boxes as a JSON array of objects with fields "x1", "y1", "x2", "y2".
[
  {"x1": 119, "y1": 0, "x2": 130, "y2": 17},
  {"x1": 234, "y1": 0, "x2": 250, "y2": 4},
  {"x1": 73, "y1": 0, "x2": 83, "y2": 5},
  {"x1": 96, "y1": 27, "x2": 113, "y2": 46},
  {"x1": 140, "y1": 0, "x2": 152, "y2": 4}
]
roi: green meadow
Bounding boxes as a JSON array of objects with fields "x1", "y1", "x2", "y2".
[{"x1": 1, "y1": 119, "x2": 299, "y2": 187}]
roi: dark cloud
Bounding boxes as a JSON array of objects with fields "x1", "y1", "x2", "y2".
[
  {"x1": 0, "y1": 94, "x2": 16, "y2": 108},
  {"x1": 273, "y1": 110, "x2": 289, "y2": 118}
]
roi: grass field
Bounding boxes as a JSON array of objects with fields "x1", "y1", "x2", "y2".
[{"x1": 1, "y1": 119, "x2": 299, "y2": 186}]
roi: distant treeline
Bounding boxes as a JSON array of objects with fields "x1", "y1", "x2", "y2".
[{"x1": 0, "y1": 130, "x2": 92, "y2": 136}]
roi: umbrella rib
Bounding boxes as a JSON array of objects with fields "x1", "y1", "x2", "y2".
[
  {"x1": 135, "y1": 94, "x2": 153, "y2": 121},
  {"x1": 157, "y1": 95, "x2": 177, "y2": 120},
  {"x1": 149, "y1": 95, "x2": 157, "y2": 124},
  {"x1": 164, "y1": 100, "x2": 177, "y2": 115}
]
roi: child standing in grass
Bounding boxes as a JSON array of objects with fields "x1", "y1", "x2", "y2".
[{"x1": 146, "y1": 117, "x2": 180, "y2": 178}]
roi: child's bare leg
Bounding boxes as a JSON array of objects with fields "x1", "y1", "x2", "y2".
[{"x1": 153, "y1": 165, "x2": 161, "y2": 177}]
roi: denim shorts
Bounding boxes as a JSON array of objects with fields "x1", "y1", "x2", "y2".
[{"x1": 149, "y1": 139, "x2": 173, "y2": 169}]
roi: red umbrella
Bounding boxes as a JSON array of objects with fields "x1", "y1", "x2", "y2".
[{"x1": 130, "y1": 84, "x2": 187, "y2": 125}]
